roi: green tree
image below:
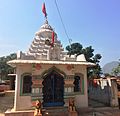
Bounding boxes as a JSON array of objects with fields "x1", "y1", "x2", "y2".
[
  {"x1": 0, "y1": 53, "x2": 16, "y2": 80},
  {"x1": 93, "y1": 54, "x2": 102, "y2": 63},
  {"x1": 66, "y1": 43, "x2": 83, "y2": 56},
  {"x1": 82, "y1": 46, "x2": 94, "y2": 62},
  {"x1": 111, "y1": 66, "x2": 120, "y2": 77},
  {"x1": 87, "y1": 54, "x2": 102, "y2": 78},
  {"x1": 66, "y1": 43, "x2": 102, "y2": 78},
  {"x1": 111, "y1": 59, "x2": 120, "y2": 77}
]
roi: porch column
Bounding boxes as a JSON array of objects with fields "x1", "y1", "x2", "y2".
[{"x1": 13, "y1": 73, "x2": 20, "y2": 111}]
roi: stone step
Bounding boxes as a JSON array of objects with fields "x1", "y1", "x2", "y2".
[{"x1": 42, "y1": 107, "x2": 69, "y2": 116}]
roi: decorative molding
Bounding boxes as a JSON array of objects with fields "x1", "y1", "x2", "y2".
[
  {"x1": 32, "y1": 75, "x2": 42, "y2": 80},
  {"x1": 66, "y1": 75, "x2": 74, "y2": 80},
  {"x1": 41, "y1": 66, "x2": 66, "y2": 79}
]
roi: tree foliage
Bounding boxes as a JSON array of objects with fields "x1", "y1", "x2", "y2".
[
  {"x1": 66, "y1": 42, "x2": 102, "y2": 78},
  {"x1": 111, "y1": 60, "x2": 120, "y2": 76},
  {"x1": 66, "y1": 43, "x2": 83, "y2": 56},
  {"x1": 0, "y1": 53, "x2": 16, "y2": 80}
]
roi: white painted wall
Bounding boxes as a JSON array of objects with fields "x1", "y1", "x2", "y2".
[
  {"x1": 14, "y1": 64, "x2": 88, "y2": 110},
  {"x1": 75, "y1": 66, "x2": 88, "y2": 108},
  {"x1": 14, "y1": 64, "x2": 32, "y2": 111}
]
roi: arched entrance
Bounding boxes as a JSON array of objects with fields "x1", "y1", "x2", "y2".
[{"x1": 42, "y1": 69, "x2": 64, "y2": 107}]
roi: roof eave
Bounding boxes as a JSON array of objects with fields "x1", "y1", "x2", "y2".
[{"x1": 7, "y1": 59, "x2": 96, "y2": 67}]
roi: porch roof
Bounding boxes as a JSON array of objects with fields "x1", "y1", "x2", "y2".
[{"x1": 8, "y1": 59, "x2": 95, "y2": 67}]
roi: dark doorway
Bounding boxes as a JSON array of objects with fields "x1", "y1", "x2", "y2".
[
  {"x1": 9, "y1": 75, "x2": 15, "y2": 90},
  {"x1": 117, "y1": 83, "x2": 120, "y2": 109},
  {"x1": 23, "y1": 75, "x2": 32, "y2": 94},
  {"x1": 42, "y1": 70, "x2": 64, "y2": 107},
  {"x1": 74, "y1": 76, "x2": 80, "y2": 92}
]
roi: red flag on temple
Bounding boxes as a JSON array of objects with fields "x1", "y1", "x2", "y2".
[{"x1": 42, "y1": 3, "x2": 47, "y2": 17}]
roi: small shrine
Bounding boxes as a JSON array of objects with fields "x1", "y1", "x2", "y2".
[{"x1": 7, "y1": 3, "x2": 95, "y2": 111}]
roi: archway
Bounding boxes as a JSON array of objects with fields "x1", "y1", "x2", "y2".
[{"x1": 42, "y1": 69, "x2": 64, "y2": 107}]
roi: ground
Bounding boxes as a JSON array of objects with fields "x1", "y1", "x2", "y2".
[
  {"x1": 0, "y1": 91, "x2": 120, "y2": 116},
  {"x1": 0, "y1": 91, "x2": 14, "y2": 116},
  {"x1": 77, "y1": 107, "x2": 120, "y2": 116}
]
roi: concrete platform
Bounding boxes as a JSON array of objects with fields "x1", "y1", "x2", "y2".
[
  {"x1": 4, "y1": 107, "x2": 68, "y2": 116},
  {"x1": 5, "y1": 109, "x2": 34, "y2": 116},
  {"x1": 4, "y1": 107, "x2": 120, "y2": 116}
]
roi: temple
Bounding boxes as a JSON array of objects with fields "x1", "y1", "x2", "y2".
[{"x1": 8, "y1": 17, "x2": 95, "y2": 111}]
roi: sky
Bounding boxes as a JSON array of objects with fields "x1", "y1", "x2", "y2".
[{"x1": 0, "y1": 0, "x2": 120, "y2": 67}]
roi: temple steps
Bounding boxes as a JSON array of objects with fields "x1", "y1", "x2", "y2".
[{"x1": 42, "y1": 106, "x2": 69, "y2": 116}]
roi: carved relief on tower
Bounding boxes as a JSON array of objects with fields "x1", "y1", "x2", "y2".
[
  {"x1": 64, "y1": 75, "x2": 74, "y2": 93},
  {"x1": 48, "y1": 46, "x2": 60, "y2": 60},
  {"x1": 25, "y1": 19, "x2": 65, "y2": 61}
]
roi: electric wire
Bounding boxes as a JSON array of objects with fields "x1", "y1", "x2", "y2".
[{"x1": 54, "y1": 0, "x2": 72, "y2": 46}]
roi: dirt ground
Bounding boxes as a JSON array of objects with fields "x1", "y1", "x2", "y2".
[
  {"x1": 0, "y1": 91, "x2": 14, "y2": 116},
  {"x1": 77, "y1": 107, "x2": 120, "y2": 116},
  {"x1": 0, "y1": 95, "x2": 14, "y2": 113}
]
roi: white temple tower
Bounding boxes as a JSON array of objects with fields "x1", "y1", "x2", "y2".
[{"x1": 26, "y1": 20, "x2": 64, "y2": 61}]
